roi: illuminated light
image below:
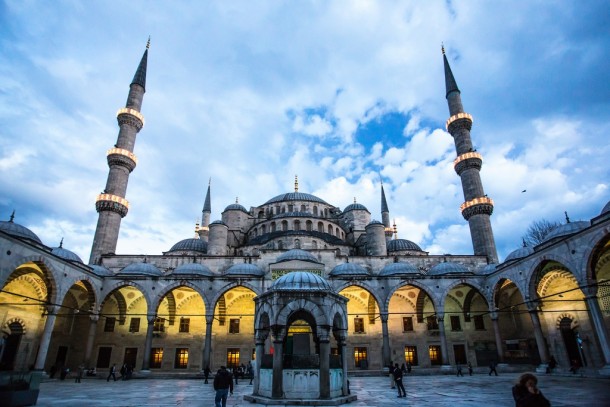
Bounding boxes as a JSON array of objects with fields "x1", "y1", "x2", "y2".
[
  {"x1": 96, "y1": 194, "x2": 130, "y2": 209},
  {"x1": 460, "y1": 197, "x2": 494, "y2": 212},
  {"x1": 199, "y1": 226, "x2": 209, "y2": 231},
  {"x1": 446, "y1": 112, "x2": 473, "y2": 130},
  {"x1": 106, "y1": 148, "x2": 138, "y2": 164},
  {"x1": 453, "y1": 152, "x2": 482, "y2": 167},
  {"x1": 116, "y1": 108, "x2": 145, "y2": 126}
]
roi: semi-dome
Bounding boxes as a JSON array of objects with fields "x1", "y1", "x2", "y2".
[
  {"x1": 542, "y1": 221, "x2": 589, "y2": 243},
  {"x1": 379, "y1": 262, "x2": 420, "y2": 277},
  {"x1": 90, "y1": 265, "x2": 113, "y2": 276},
  {"x1": 504, "y1": 246, "x2": 534, "y2": 263},
  {"x1": 387, "y1": 239, "x2": 423, "y2": 252},
  {"x1": 223, "y1": 203, "x2": 248, "y2": 213},
  {"x1": 601, "y1": 200, "x2": 610, "y2": 215},
  {"x1": 168, "y1": 238, "x2": 207, "y2": 253},
  {"x1": 343, "y1": 203, "x2": 369, "y2": 212},
  {"x1": 173, "y1": 263, "x2": 213, "y2": 277},
  {"x1": 271, "y1": 271, "x2": 331, "y2": 292},
  {"x1": 224, "y1": 263, "x2": 264, "y2": 277},
  {"x1": 329, "y1": 263, "x2": 370, "y2": 277},
  {"x1": 428, "y1": 261, "x2": 470, "y2": 276},
  {"x1": 276, "y1": 249, "x2": 319, "y2": 264},
  {"x1": 51, "y1": 245, "x2": 83, "y2": 263},
  {"x1": 118, "y1": 262, "x2": 163, "y2": 276},
  {"x1": 477, "y1": 264, "x2": 498, "y2": 275},
  {"x1": 0, "y1": 215, "x2": 43, "y2": 244},
  {"x1": 264, "y1": 192, "x2": 328, "y2": 205}
]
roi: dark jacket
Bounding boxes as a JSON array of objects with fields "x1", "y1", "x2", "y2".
[
  {"x1": 214, "y1": 368, "x2": 234, "y2": 392},
  {"x1": 393, "y1": 366, "x2": 403, "y2": 381},
  {"x1": 512, "y1": 384, "x2": 550, "y2": 407}
]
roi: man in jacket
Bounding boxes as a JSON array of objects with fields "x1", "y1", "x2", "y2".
[
  {"x1": 213, "y1": 366, "x2": 234, "y2": 407},
  {"x1": 393, "y1": 363, "x2": 406, "y2": 398}
]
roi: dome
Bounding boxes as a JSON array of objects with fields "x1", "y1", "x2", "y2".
[
  {"x1": 51, "y1": 246, "x2": 83, "y2": 263},
  {"x1": 428, "y1": 262, "x2": 470, "y2": 276},
  {"x1": 276, "y1": 249, "x2": 319, "y2": 264},
  {"x1": 173, "y1": 263, "x2": 213, "y2": 277},
  {"x1": 366, "y1": 220, "x2": 384, "y2": 226},
  {"x1": 210, "y1": 220, "x2": 227, "y2": 226},
  {"x1": 0, "y1": 217, "x2": 43, "y2": 244},
  {"x1": 119, "y1": 262, "x2": 163, "y2": 277},
  {"x1": 379, "y1": 262, "x2": 420, "y2": 277},
  {"x1": 504, "y1": 246, "x2": 534, "y2": 263},
  {"x1": 271, "y1": 271, "x2": 331, "y2": 292},
  {"x1": 542, "y1": 221, "x2": 589, "y2": 243},
  {"x1": 224, "y1": 263, "x2": 264, "y2": 277},
  {"x1": 168, "y1": 238, "x2": 207, "y2": 253},
  {"x1": 387, "y1": 239, "x2": 423, "y2": 252},
  {"x1": 477, "y1": 264, "x2": 498, "y2": 275},
  {"x1": 344, "y1": 203, "x2": 369, "y2": 212},
  {"x1": 264, "y1": 192, "x2": 328, "y2": 205},
  {"x1": 90, "y1": 265, "x2": 113, "y2": 276},
  {"x1": 329, "y1": 263, "x2": 370, "y2": 277},
  {"x1": 223, "y1": 203, "x2": 248, "y2": 213},
  {"x1": 601, "y1": 200, "x2": 610, "y2": 215}
]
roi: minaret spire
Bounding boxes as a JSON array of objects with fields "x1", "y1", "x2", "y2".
[
  {"x1": 198, "y1": 178, "x2": 212, "y2": 242},
  {"x1": 443, "y1": 46, "x2": 498, "y2": 263},
  {"x1": 89, "y1": 41, "x2": 149, "y2": 264},
  {"x1": 380, "y1": 180, "x2": 392, "y2": 240}
]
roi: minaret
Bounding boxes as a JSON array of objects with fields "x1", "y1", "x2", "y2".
[
  {"x1": 198, "y1": 179, "x2": 212, "y2": 242},
  {"x1": 443, "y1": 45, "x2": 498, "y2": 263},
  {"x1": 89, "y1": 40, "x2": 149, "y2": 264},
  {"x1": 380, "y1": 181, "x2": 393, "y2": 240}
]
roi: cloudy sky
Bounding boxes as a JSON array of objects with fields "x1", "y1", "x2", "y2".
[{"x1": 1, "y1": 1, "x2": 609, "y2": 263}]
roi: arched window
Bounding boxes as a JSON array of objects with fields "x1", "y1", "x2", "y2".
[
  {"x1": 328, "y1": 224, "x2": 333, "y2": 234},
  {"x1": 294, "y1": 239, "x2": 301, "y2": 249},
  {"x1": 271, "y1": 222, "x2": 276, "y2": 232},
  {"x1": 294, "y1": 220, "x2": 301, "y2": 231},
  {"x1": 288, "y1": 204, "x2": 294, "y2": 212},
  {"x1": 312, "y1": 240, "x2": 318, "y2": 249},
  {"x1": 281, "y1": 206, "x2": 286, "y2": 213},
  {"x1": 300, "y1": 204, "x2": 306, "y2": 212},
  {"x1": 258, "y1": 211, "x2": 265, "y2": 219},
  {"x1": 282, "y1": 220, "x2": 288, "y2": 231},
  {"x1": 313, "y1": 206, "x2": 318, "y2": 216},
  {"x1": 336, "y1": 227, "x2": 340, "y2": 237},
  {"x1": 306, "y1": 220, "x2": 313, "y2": 231},
  {"x1": 318, "y1": 222, "x2": 324, "y2": 233},
  {"x1": 261, "y1": 225, "x2": 266, "y2": 234}
]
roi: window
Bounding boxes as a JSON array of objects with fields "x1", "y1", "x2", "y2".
[
  {"x1": 474, "y1": 315, "x2": 485, "y2": 330},
  {"x1": 271, "y1": 222, "x2": 276, "y2": 232},
  {"x1": 129, "y1": 317, "x2": 140, "y2": 333},
  {"x1": 331, "y1": 348, "x2": 339, "y2": 356},
  {"x1": 429, "y1": 345, "x2": 442, "y2": 365},
  {"x1": 229, "y1": 318, "x2": 240, "y2": 334},
  {"x1": 404, "y1": 346, "x2": 418, "y2": 365},
  {"x1": 104, "y1": 317, "x2": 116, "y2": 332},
  {"x1": 96, "y1": 347, "x2": 112, "y2": 368},
  {"x1": 282, "y1": 220, "x2": 288, "y2": 231},
  {"x1": 294, "y1": 220, "x2": 301, "y2": 231},
  {"x1": 450, "y1": 315, "x2": 461, "y2": 331},
  {"x1": 301, "y1": 204, "x2": 306, "y2": 212},
  {"x1": 313, "y1": 206, "x2": 318, "y2": 216},
  {"x1": 426, "y1": 316, "x2": 439, "y2": 330},
  {"x1": 306, "y1": 221, "x2": 312, "y2": 231},
  {"x1": 179, "y1": 318, "x2": 190, "y2": 333},
  {"x1": 288, "y1": 204, "x2": 294, "y2": 212},
  {"x1": 402, "y1": 317, "x2": 414, "y2": 332},
  {"x1": 354, "y1": 347, "x2": 368, "y2": 368},
  {"x1": 227, "y1": 348, "x2": 240, "y2": 369},
  {"x1": 174, "y1": 348, "x2": 189, "y2": 369},
  {"x1": 453, "y1": 344, "x2": 467, "y2": 364},
  {"x1": 354, "y1": 317, "x2": 365, "y2": 333},
  {"x1": 318, "y1": 222, "x2": 324, "y2": 232},
  {"x1": 153, "y1": 318, "x2": 165, "y2": 333},
  {"x1": 151, "y1": 348, "x2": 163, "y2": 368}
]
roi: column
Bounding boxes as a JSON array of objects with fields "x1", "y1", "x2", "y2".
[
  {"x1": 490, "y1": 312, "x2": 505, "y2": 363},
  {"x1": 271, "y1": 327, "x2": 285, "y2": 399},
  {"x1": 585, "y1": 295, "x2": 610, "y2": 373},
  {"x1": 380, "y1": 312, "x2": 391, "y2": 368},
  {"x1": 437, "y1": 315, "x2": 450, "y2": 365},
  {"x1": 318, "y1": 328, "x2": 331, "y2": 399},
  {"x1": 201, "y1": 314, "x2": 214, "y2": 371},
  {"x1": 528, "y1": 309, "x2": 549, "y2": 367},
  {"x1": 335, "y1": 334, "x2": 348, "y2": 396},
  {"x1": 141, "y1": 315, "x2": 156, "y2": 371},
  {"x1": 83, "y1": 315, "x2": 99, "y2": 367},
  {"x1": 253, "y1": 330, "x2": 268, "y2": 395},
  {"x1": 34, "y1": 306, "x2": 59, "y2": 371}
]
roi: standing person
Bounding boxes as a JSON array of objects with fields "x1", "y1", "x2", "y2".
[
  {"x1": 203, "y1": 366, "x2": 211, "y2": 384},
  {"x1": 213, "y1": 365, "x2": 234, "y2": 407},
  {"x1": 406, "y1": 361, "x2": 412, "y2": 374},
  {"x1": 547, "y1": 356, "x2": 557, "y2": 374},
  {"x1": 401, "y1": 363, "x2": 407, "y2": 374},
  {"x1": 393, "y1": 363, "x2": 406, "y2": 398},
  {"x1": 119, "y1": 363, "x2": 127, "y2": 380},
  {"x1": 107, "y1": 363, "x2": 117, "y2": 382},
  {"x1": 234, "y1": 366, "x2": 239, "y2": 384},
  {"x1": 247, "y1": 361, "x2": 254, "y2": 385},
  {"x1": 467, "y1": 362, "x2": 473, "y2": 376},
  {"x1": 388, "y1": 361, "x2": 395, "y2": 389},
  {"x1": 489, "y1": 361, "x2": 498, "y2": 376},
  {"x1": 75, "y1": 364, "x2": 84, "y2": 383},
  {"x1": 456, "y1": 364, "x2": 463, "y2": 377},
  {"x1": 512, "y1": 372, "x2": 550, "y2": 407}
]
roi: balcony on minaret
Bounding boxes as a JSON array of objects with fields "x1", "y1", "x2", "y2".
[
  {"x1": 95, "y1": 193, "x2": 130, "y2": 218},
  {"x1": 460, "y1": 197, "x2": 494, "y2": 221}
]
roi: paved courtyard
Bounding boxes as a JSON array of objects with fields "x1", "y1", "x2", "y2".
[{"x1": 36, "y1": 373, "x2": 609, "y2": 407}]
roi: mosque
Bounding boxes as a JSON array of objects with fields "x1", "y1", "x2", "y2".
[{"x1": 1, "y1": 41, "x2": 609, "y2": 400}]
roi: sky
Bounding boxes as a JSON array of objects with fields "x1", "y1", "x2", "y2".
[{"x1": 1, "y1": 0, "x2": 609, "y2": 263}]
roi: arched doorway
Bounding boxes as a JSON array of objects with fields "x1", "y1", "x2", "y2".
[
  {"x1": 0, "y1": 321, "x2": 24, "y2": 370},
  {"x1": 559, "y1": 317, "x2": 584, "y2": 368}
]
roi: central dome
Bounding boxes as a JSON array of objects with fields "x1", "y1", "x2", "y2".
[
  {"x1": 271, "y1": 271, "x2": 331, "y2": 292},
  {"x1": 264, "y1": 192, "x2": 328, "y2": 205},
  {"x1": 276, "y1": 249, "x2": 319, "y2": 263}
]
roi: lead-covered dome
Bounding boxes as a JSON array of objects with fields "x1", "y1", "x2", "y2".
[
  {"x1": 343, "y1": 203, "x2": 369, "y2": 212},
  {"x1": 428, "y1": 262, "x2": 470, "y2": 276},
  {"x1": 168, "y1": 238, "x2": 207, "y2": 253},
  {"x1": 271, "y1": 271, "x2": 331, "y2": 292},
  {"x1": 504, "y1": 246, "x2": 534, "y2": 263},
  {"x1": 379, "y1": 262, "x2": 420, "y2": 277},
  {"x1": 173, "y1": 263, "x2": 213, "y2": 277},
  {"x1": 601, "y1": 200, "x2": 610, "y2": 215},
  {"x1": 542, "y1": 221, "x2": 589, "y2": 243},
  {"x1": 224, "y1": 263, "x2": 264, "y2": 277},
  {"x1": 223, "y1": 203, "x2": 248, "y2": 213},
  {"x1": 329, "y1": 263, "x2": 370, "y2": 277},
  {"x1": 118, "y1": 262, "x2": 163, "y2": 276},
  {"x1": 276, "y1": 249, "x2": 319, "y2": 263},
  {"x1": 90, "y1": 265, "x2": 113, "y2": 276},
  {"x1": 0, "y1": 216, "x2": 43, "y2": 244},
  {"x1": 387, "y1": 239, "x2": 423, "y2": 253},
  {"x1": 264, "y1": 192, "x2": 328, "y2": 205},
  {"x1": 52, "y1": 246, "x2": 83, "y2": 263},
  {"x1": 477, "y1": 264, "x2": 498, "y2": 275}
]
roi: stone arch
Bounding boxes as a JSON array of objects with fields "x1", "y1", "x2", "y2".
[
  {"x1": 528, "y1": 260, "x2": 578, "y2": 303},
  {"x1": 3, "y1": 317, "x2": 27, "y2": 335},
  {"x1": 255, "y1": 301, "x2": 273, "y2": 330},
  {"x1": 491, "y1": 277, "x2": 524, "y2": 310},
  {"x1": 101, "y1": 282, "x2": 150, "y2": 323},
  {"x1": 334, "y1": 281, "x2": 381, "y2": 307},
  {"x1": 583, "y1": 226, "x2": 610, "y2": 281},
  {"x1": 1, "y1": 256, "x2": 59, "y2": 305},
  {"x1": 275, "y1": 298, "x2": 328, "y2": 327},
  {"x1": 7, "y1": 274, "x2": 47, "y2": 302},
  {"x1": 61, "y1": 277, "x2": 98, "y2": 312},
  {"x1": 463, "y1": 287, "x2": 489, "y2": 322},
  {"x1": 555, "y1": 313, "x2": 579, "y2": 330},
  {"x1": 153, "y1": 281, "x2": 208, "y2": 311}
]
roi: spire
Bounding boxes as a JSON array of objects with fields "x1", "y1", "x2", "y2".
[
  {"x1": 9, "y1": 210, "x2": 15, "y2": 222},
  {"x1": 59, "y1": 238, "x2": 64, "y2": 248},
  {"x1": 442, "y1": 44, "x2": 460, "y2": 98},
  {"x1": 565, "y1": 211, "x2": 571, "y2": 223},
  {"x1": 131, "y1": 38, "x2": 149, "y2": 91},
  {"x1": 294, "y1": 175, "x2": 299, "y2": 192},
  {"x1": 393, "y1": 219, "x2": 398, "y2": 239},
  {"x1": 203, "y1": 179, "x2": 211, "y2": 212},
  {"x1": 381, "y1": 183, "x2": 389, "y2": 213}
]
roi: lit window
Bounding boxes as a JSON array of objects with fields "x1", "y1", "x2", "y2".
[
  {"x1": 229, "y1": 318, "x2": 240, "y2": 334},
  {"x1": 151, "y1": 348, "x2": 163, "y2": 368},
  {"x1": 179, "y1": 318, "x2": 190, "y2": 333},
  {"x1": 227, "y1": 348, "x2": 240, "y2": 369},
  {"x1": 474, "y1": 315, "x2": 485, "y2": 330},
  {"x1": 404, "y1": 346, "x2": 418, "y2": 365},
  {"x1": 450, "y1": 315, "x2": 461, "y2": 331},
  {"x1": 174, "y1": 348, "x2": 188, "y2": 369},
  {"x1": 129, "y1": 317, "x2": 140, "y2": 333},
  {"x1": 429, "y1": 345, "x2": 442, "y2": 365},
  {"x1": 354, "y1": 318, "x2": 365, "y2": 333},
  {"x1": 402, "y1": 317, "x2": 414, "y2": 332},
  {"x1": 153, "y1": 318, "x2": 165, "y2": 333},
  {"x1": 354, "y1": 347, "x2": 368, "y2": 368},
  {"x1": 104, "y1": 317, "x2": 116, "y2": 332}
]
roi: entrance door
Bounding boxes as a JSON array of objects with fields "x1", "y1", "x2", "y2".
[
  {"x1": 453, "y1": 344, "x2": 467, "y2": 364},
  {"x1": 123, "y1": 348, "x2": 138, "y2": 368},
  {"x1": 559, "y1": 317, "x2": 583, "y2": 368},
  {"x1": 55, "y1": 346, "x2": 68, "y2": 367},
  {"x1": 0, "y1": 322, "x2": 24, "y2": 370}
]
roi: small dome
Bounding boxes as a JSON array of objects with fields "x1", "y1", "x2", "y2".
[
  {"x1": 224, "y1": 263, "x2": 264, "y2": 277},
  {"x1": 387, "y1": 239, "x2": 423, "y2": 252},
  {"x1": 119, "y1": 262, "x2": 163, "y2": 276},
  {"x1": 264, "y1": 192, "x2": 328, "y2": 205},
  {"x1": 504, "y1": 246, "x2": 534, "y2": 263},
  {"x1": 0, "y1": 217, "x2": 43, "y2": 244},
  {"x1": 428, "y1": 262, "x2": 470, "y2": 276},
  {"x1": 379, "y1": 262, "x2": 420, "y2": 277},
  {"x1": 344, "y1": 203, "x2": 369, "y2": 212},
  {"x1": 223, "y1": 203, "x2": 248, "y2": 213},
  {"x1": 173, "y1": 263, "x2": 213, "y2": 277},
  {"x1": 276, "y1": 249, "x2": 319, "y2": 263},
  {"x1": 168, "y1": 238, "x2": 207, "y2": 253},
  {"x1": 90, "y1": 265, "x2": 113, "y2": 276},
  {"x1": 210, "y1": 220, "x2": 227, "y2": 226},
  {"x1": 601, "y1": 200, "x2": 610, "y2": 215},
  {"x1": 271, "y1": 271, "x2": 331, "y2": 291},
  {"x1": 366, "y1": 220, "x2": 384, "y2": 227},
  {"x1": 51, "y1": 246, "x2": 83, "y2": 263},
  {"x1": 477, "y1": 264, "x2": 498, "y2": 275},
  {"x1": 329, "y1": 263, "x2": 370, "y2": 277},
  {"x1": 542, "y1": 221, "x2": 589, "y2": 243}
]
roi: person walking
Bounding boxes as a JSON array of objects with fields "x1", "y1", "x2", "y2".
[
  {"x1": 75, "y1": 364, "x2": 84, "y2": 383},
  {"x1": 107, "y1": 363, "x2": 117, "y2": 382},
  {"x1": 247, "y1": 361, "x2": 254, "y2": 385},
  {"x1": 467, "y1": 362, "x2": 473, "y2": 376},
  {"x1": 512, "y1": 372, "x2": 550, "y2": 407},
  {"x1": 406, "y1": 361, "x2": 412, "y2": 374},
  {"x1": 204, "y1": 366, "x2": 211, "y2": 384},
  {"x1": 213, "y1": 365, "x2": 234, "y2": 407},
  {"x1": 489, "y1": 361, "x2": 498, "y2": 376},
  {"x1": 456, "y1": 364, "x2": 463, "y2": 377},
  {"x1": 393, "y1": 363, "x2": 406, "y2": 398}
]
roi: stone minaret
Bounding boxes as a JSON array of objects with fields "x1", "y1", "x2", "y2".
[
  {"x1": 443, "y1": 46, "x2": 498, "y2": 263},
  {"x1": 198, "y1": 179, "x2": 212, "y2": 242},
  {"x1": 380, "y1": 181, "x2": 393, "y2": 240},
  {"x1": 89, "y1": 41, "x2": 149, "y2": 264}
]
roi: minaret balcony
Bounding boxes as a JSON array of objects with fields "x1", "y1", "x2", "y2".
[
  {"x1": 107, "y1": 148, "x2": 138, "y2": 172},
  {"x1": 460, "y1": 197, "x2": 494, "y2": 220},
  {"x1": 95, "y1": 193, "x2": 129, "y2": 217},
  {"x1": 453, "y1": 152, "x2": 483, "y2": 174},
  {"x1": 116, "y1": 107, "x2": 145, "y2": 131},
  {"x1": 446, "y1": 112, "x2": 473, "y2": 133}
]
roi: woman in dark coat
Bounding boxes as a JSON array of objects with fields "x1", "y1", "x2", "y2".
[{"x1": 512, "y1": 372, "x2": 550, "y2": 407}]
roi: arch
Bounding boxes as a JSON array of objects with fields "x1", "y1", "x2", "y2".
[
  {"x1": 153, "y1": 281, "x2": 208, "y2": 312},
  {"x1": 294, "y1": 239, "x2": 301, "y2": 249},
  {"x1": 555, "y1": 313, "x2": 579, "y2": 330},
  {"x1": 1, "y1": 257, "x2": 59, "y2": 306},
  {"x1": 462, "y1": 286, "x2": 489, "y2": 322},
  {"x1": 334, "y1": 281, "x2": 382, "y2": 308},
  {"x1": 583, "y1": 227, "x2": 610, "y2": 281},
  {"x1": 3, "y1": 317, "x2": 27, "y2": 335},
  {"x1": 528, "y1": 260, "x2": 580, "y2": 302},
  {"x1": 294, "y1": 220, "x2": 301, "y2": 231},
  {"x1": 306, "y1": 220, "x2": 312, "y2": 232},
  {"x1": 313, "y1": 206, "x2": 318, "y2": 216},
  {"x1": 328, "y1": 224, "x2": 333, "y2": 234},
  {"x1": 255, "y1": 301, "x2": 274, "y2": 330},
  {"x1": 209, "y1": 282, "x2": 261, "y2": 318},
  {"x1": 101, "y1": 281, "x2": 151, "y2": 319},
  {"x1": 275, "y1": 298, "x2": 329, "y2": 327},
  {"x1": 61, "y1": 277, "x2": 98, "y2": 312},
  {"x1": 271, "y1": 222, "x2": 276, "y2": 233},
  {"x1": 282, "y1": 220, "x2": 288, "y2": 231},
  {"x1": 318, "y1": 222, "x2": 324, "y2": 233}
]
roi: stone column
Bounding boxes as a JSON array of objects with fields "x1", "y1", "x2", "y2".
[
  {"x1": 83, "y1": 315, "x2": 99, "y2": 367},
  {"x1": 201, "y1": 315, "x2": 214, "y2": 371},
  {"x1": 271, "y1": 327, "x2": 285, "y2": 399},
  {"x1": 437, "y1": 315, "x2": 450, "y2": 365},
  {"x1": 141, "y1": 316, "x2": 156, "y2": 371},
  {"x1": 34, "y1": 306, "x2": 59, "y2": 371},
  {"x1": 253, "y1": 329, "x2": 268, "y2": 395},
  {"x1": 490, "y1": 312, "x2": 505, "y2": 363},
  {"x1": 528, "y1": 308, "x2": 549, "y2": 369},
  {"x1": 335, "y1": 334, "x2": 348, "y2": 396},
  {"x1": 380, "y1": 312, "x2": 391, "y2": 368},
  {"x1": 585, "y1": 295, "x2": 610, "y2": 374},
  {"x1": 318, "y1": 328, "x2": 331, "y2": 399}
]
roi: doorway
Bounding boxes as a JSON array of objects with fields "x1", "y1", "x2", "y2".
[
  {"x1": 559, "y1": 317, "x2": 583, "y2": 368},
  {"x1": 0, "y1": 322, "x2": 24, "y2": 370}
]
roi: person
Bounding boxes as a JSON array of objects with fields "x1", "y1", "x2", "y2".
[
  {"x1": 489, "y1": 361, "x2": 498, "y2": 376},
  {"x1": 204, "y1": 366, "x2": 211, "y2": 384},
  {"x1": 247, "y1": 361, "x2": 254, "y2": 385},
  {"x1": 456, "y1": 363, "x2": 463, "y2": 377},
  {"x1": 213, "y1": 365, "x2": 234, "y2": 407},
  {"x1": 86, "y1": 367, "x2": 96, "y2": 376},
  {"x1": 569, "y1": 359, "x2": 580, "y2": 374},
  {"x1": 75, "y1": 364, "x2": 84, "y2": 383},
  {"x1": 401, "y1": 363, "x2": 407, "y2": 374},
  {"x1": 125, "y1": 364, "x2": 133, "y2": 380},
  {"x1": 107, "y1": 363, "x2": 117, "y2": 382},
  {"x1": 467, "y1": 362, "x2": 473, "y2": 376},
  {"x1": 406, "y1": 361, "x2": 412, "y2": 374},
  {"x1": 119, "y1": 363, "x2": 127, "y2": 380},
  {"x1": 234, "y1": 365, "x2": 239, "y2": 384},
  {"x1": 60, "y1": 366, "x2": 69, "y2": 381},
  {"x1": 547, "y1": 356, "x2": 557, "y2": 374},
  {"x1": 388, "y1": 362, "x2": 395, "y2": 388},
  {"x1": 393, "y1": 363, "x2": 406, "y2": 398},
  {"x1": 512, "y1": 372, "x2": 550, "y2": 407}
]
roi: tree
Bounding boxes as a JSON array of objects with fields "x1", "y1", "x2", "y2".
[{"x1": 522, "y1": 219, "x2": 561, "y2": 247}]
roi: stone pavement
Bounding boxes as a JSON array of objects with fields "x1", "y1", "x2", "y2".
[{"x1": 36, "y1": 373, "x2": 609, "y2": 407}]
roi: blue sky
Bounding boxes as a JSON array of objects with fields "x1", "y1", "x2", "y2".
[{"x1": 1, "y1": 1, "x2": 609, "y2": 262}]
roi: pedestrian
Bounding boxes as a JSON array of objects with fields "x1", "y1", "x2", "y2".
[
  {"x1": 406, "y1": 361, "x2": 412, "y2": 374},
  {"x1": 213, "y1": 365, "x2": 234, "y2": 407},
  {"x1": 234, "y1": 366, "x2": 239, "y2": 384},
  {"x1": 119, "y1": 363, "x2": 127, "y2": 380},
  {"x1": 60, "y1": 366, "x2": 69, "y2": 381},
  {"x1": 467, "y1": 362, "x2": 473, "y2": 376},
  {"x1": 204, "y1": 365, "x2": 211, "y2": 384},
  {"x1": 107, "y1": 363, "x2": 117, "y2": 382},
  {"x1": 512, "y1": 372, "x2": 550, "y2": 407},
  {"x1": 489, "y1": 361, "x2": 498, "y2": 376},
  {"x1": 456, "y1": 364, "x2": 463, "y2": 377},
  {"x1": 125, "y1": 364, "x2": 133, "y2": 380},
  {"x1": 401, "y1": 363, "x2": 407, "y2": 374},
  {"x1": 389, "y1": 361, "x2": 395, "y2": 388},
  {"x1": 393, "y1": 363, "x2": 406, "y2": 398},
  {"x1": 247, "y1": 361, "x2": 254, "y2": 385},
  {"x1": 547, "y1": 356, "x2": 557, "y2": 374},
  {"x1": 75, "y1": 364, "x2": 84, "y2": 383}
]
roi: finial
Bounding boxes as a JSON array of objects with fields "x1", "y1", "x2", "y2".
[
  {"x1": 236, "y1": 197, "x2": 239, "y2": 204},
  {"x1": 146, "y1": 36, "x2": 151, "y2": 49},
  {"x1": 194, "y1": 220, "x2": 200, "y2": 237},
  {"x1": 522, "y1": 238, "x2": 527, "y2": 248},
  {"x1": 9, "y1": 210, "x2": 15, "y2": 222},
  {"x1": 564, "y1": 211, "x2": 570, "y2": 223},
  {"x1": 294, "y1": 175, "x2": 299, "y2": 192},
  {"x1": 59, "y1": 238, "x2": 64, "y2": 248},
  {"x1": 441, "y1": 43, "x2": 445, "y2": 55},
  {"x1": 354, "y1": 197, "x2": 357, "y2": 204},
  {"x1": 208, "y1": 177, "x2": 211, "y2": 186},
  {"x1": 393, "y1": 219, "x2": 398, "y2": 239}
]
